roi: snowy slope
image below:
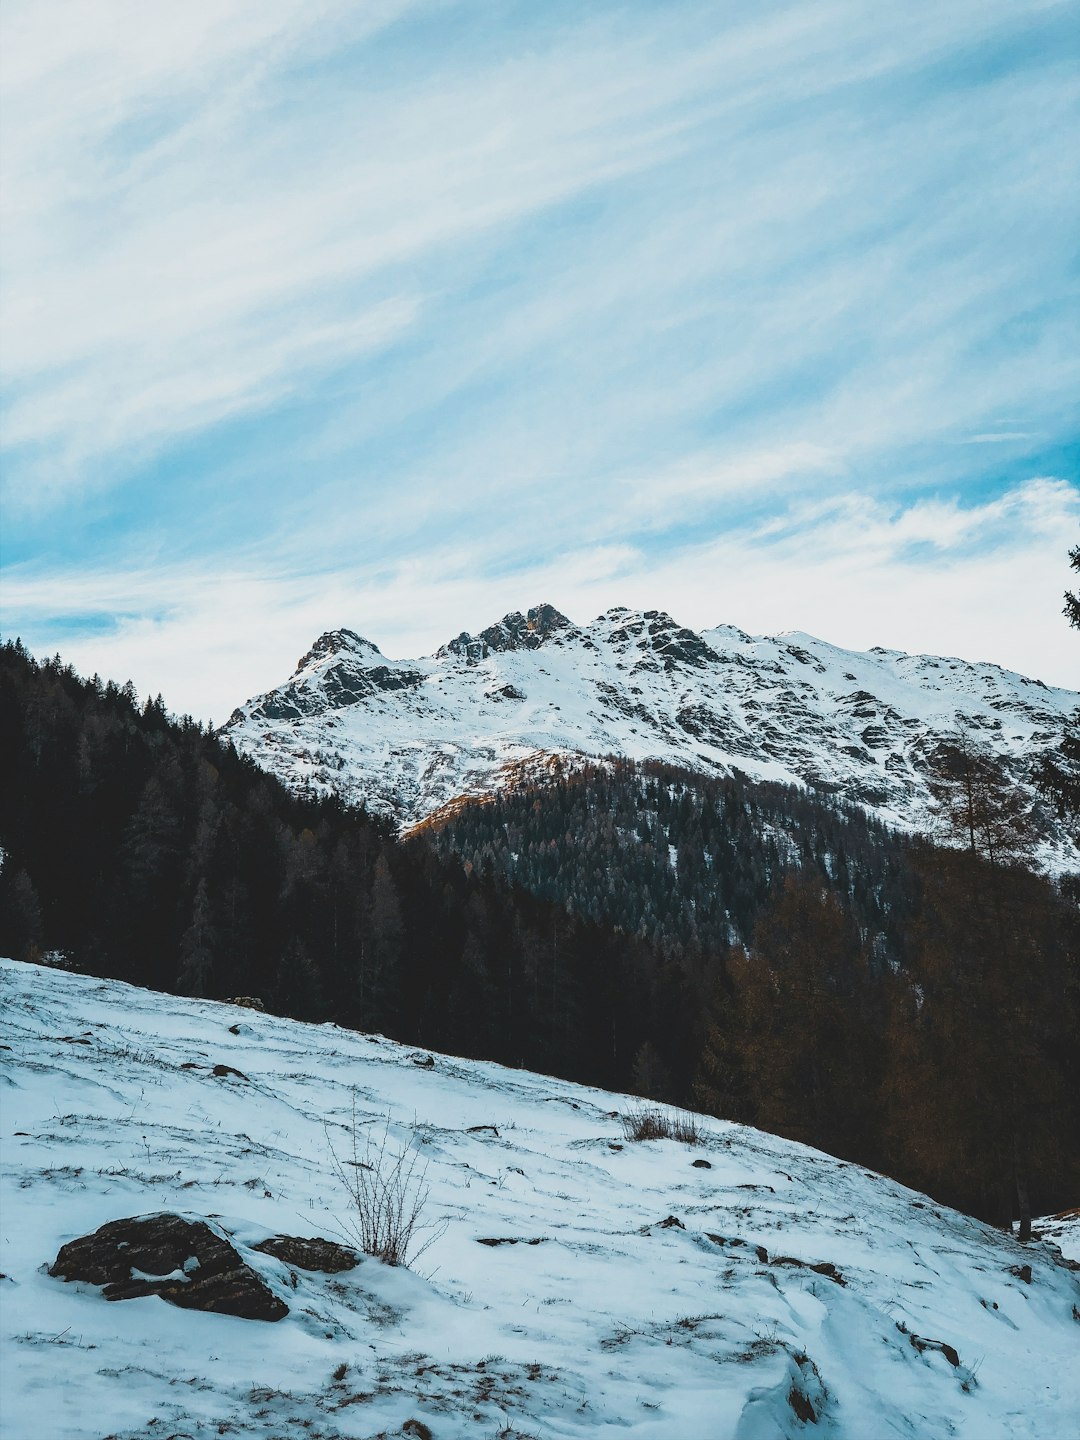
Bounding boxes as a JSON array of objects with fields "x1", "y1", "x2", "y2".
[
  {"x1": 223, "y1": 605, "x2": 1077, "y2": 867},
  {"x1": 2, "y1": 957, "x2": 1079, "y2": 1440}
]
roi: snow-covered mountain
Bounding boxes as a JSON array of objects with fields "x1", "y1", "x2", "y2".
[
  {"x1": 224, "y1": 604, "x2": 1077, "y2": 865},
  {"x1": 3, "y1": 956, "x2": 1078, "y2": 1439}
]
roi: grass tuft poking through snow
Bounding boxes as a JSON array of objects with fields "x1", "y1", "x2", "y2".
[{"x1": 619, "y1": 1104, "x2": 705, "y2": 1145}]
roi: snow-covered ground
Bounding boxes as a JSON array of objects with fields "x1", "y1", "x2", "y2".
[
  {"x1": 2, "y1": 957, "x2": 1078, "y2": 1439},
  {"x1": 223, "y1": 605, "x2": 1077, "y2": 869}
]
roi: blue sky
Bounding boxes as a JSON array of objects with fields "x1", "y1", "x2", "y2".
[{"x1": 1, "y1": 0, "x2": 1077, "y2": 718}]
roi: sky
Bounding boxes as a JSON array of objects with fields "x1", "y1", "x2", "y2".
[{"x1": 1, "y1": 0, "x2": 1078, "y2": 720}]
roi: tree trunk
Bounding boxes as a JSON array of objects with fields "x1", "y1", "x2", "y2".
[{"x1": 1016, "y1": 1170, "x2": 1032, "y2": 1243}]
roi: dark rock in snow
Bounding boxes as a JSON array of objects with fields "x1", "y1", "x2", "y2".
[
  {"x1": 901, "y1": 1324, "x2": 961, "y2": 1368},
  {"x1": 476, "y1": 1236, "x2": 548, "y2": 1247},
  {"x1": 49, "y1": 1214, "x2": 288, "y2": 1321},
  {"x1": 706, "y1": 1234, "x2": 770, "y2": 1263},
  {"x1": 252, "y1": 1236, "x2": 360, "y2": 1273}
]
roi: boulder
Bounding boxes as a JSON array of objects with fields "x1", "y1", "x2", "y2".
[{"x1": 49, "y1": 1214, "x2": 287, "y2": 1321}]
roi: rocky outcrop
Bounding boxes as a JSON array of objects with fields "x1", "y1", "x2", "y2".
[
  {"x1": 439, "y1": 603, "x2": 572, "y2": 661},
  {"x1": 49, "y1": 1214, "x2": 288, "y2": 1321}
]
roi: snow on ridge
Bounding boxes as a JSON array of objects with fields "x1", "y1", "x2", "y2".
[
  {"x1": 222, "y1": 604, "x2": 1078, "y2": 868},
  {"x1": 2, "y1": 956, "x2": 1078, "y2": 1439}
]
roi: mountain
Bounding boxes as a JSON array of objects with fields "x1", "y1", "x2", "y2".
[
  {"x1": 3, "y1": 956, "x2": 1078, "y2": 1440},
  {"x1": 8, "y1": 642, "x2": 1078, "y2": 1231},
  {"x1": 224, "y1": 603, "x2": 1078, "y2": 869}
]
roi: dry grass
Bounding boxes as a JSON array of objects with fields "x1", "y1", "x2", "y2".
[{"x1": 619, "y1": 1104, "x2": 705, "y2": 1145}]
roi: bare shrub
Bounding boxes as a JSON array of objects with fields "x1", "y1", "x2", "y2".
[
  {"x1": 620, "y1": 1105, "x2": 669, "y2": 1141},
  {"x1": 620, "y1": 1104, "x2": 705, "y2": 1145},
  {"x1": 668, "y1": 1112, "x2": 705, "y2": 1145},
  {"x1": 326, "y1": 1102, "x2": 445, "y2": 1267}
]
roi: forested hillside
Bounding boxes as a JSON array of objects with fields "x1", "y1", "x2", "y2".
[
  {"x1": 1, "y1": 639, "x2": 1077, "y2": 1231},
  {"x1": 419, "y1": 759, "x2": 921, "y2": 960}
]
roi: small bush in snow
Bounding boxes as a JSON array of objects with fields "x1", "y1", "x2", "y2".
[
  {"x1": 326, "y1": 1103, "x2": 444, "y2": 1267},
  {"x1": 620, "y1": 1104, "x2": 704, "y2": 1145}
]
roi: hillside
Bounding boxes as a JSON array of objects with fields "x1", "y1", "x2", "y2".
[
  {"x1": 417, "y1": 758, "x2": 920, "y2": 959},
  {"x1": 2, "y1": 957, "x2": 1078, "y2": 1440},
  {"x1": 223, "y1": 604, "x2": 1077, "y2": 870},
  {"x1": 3, "y1": 640, "x2": 1078, "y2": 1232}
]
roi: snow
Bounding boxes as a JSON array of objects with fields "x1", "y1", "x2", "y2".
[
  {"x1": 2, "y1": 956, "x2": 1078, "y2": 1439},
  {"x1": 223, "y1": 605, "x2": 1078, "y2": 871}
]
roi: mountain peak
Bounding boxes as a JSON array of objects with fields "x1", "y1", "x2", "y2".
[
  {"x1": 296, "y1": 628, "x2": 382, "y2": 673},
  {"x1": 439, "y1": 603, "x2": 572, "y2": 661},
  {"x1": 593, "y1": 606, "x2": 719, "y2": 670}
]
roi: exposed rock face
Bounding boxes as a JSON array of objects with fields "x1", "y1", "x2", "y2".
[
  {"x1": 49, "y1": 1214, "x2": 289, "y2": 1321},
  {"x1": 439, "y1": 604, "x2": 572, "y2": 661},
  {"x1": 222, "y1": 601, "x2": 1078, "y2": 869}
]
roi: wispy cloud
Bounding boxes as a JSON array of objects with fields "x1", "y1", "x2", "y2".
[
  {"x1": 4, "y1": 477, "x2": 1075, "y2": 719},
  {"x1": 1, "y1": 0, "x2": 1077, "y2": 705}
]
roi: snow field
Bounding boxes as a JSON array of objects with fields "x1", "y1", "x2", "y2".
[{"x1": 1, "y1": 957, "x2": 1078, "y2": 1439}]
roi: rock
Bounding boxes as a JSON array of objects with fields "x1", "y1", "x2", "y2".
[
  {"x1": 809, "y1": 1261, "x2": 845, "y2": 1283},
  {"x1": 898, "y1": 1322, "x2": 960, "y2": 1368},
  {"x1": 706, "y1": 1234, "x2": 769, "y2": 1263},
  {"x1": 49, "y1": 1214, "x2": 288, "y2": 1321},
  {"x1": 252, "y1": 1236, "x2": 360, "y2": 1272},
  {"x1": 658, "y1": 1215, "x2": 685, "y2": 1229},
  {"x1": 476, "y1": 1236, "x2": 548, "y2": 1247},
  {"x1": 1009, "y1": 1263, "x2": 1033, "y2": 1284},
  {"x1": 212, "y1": 1063, "x2": 248, "y2": 1080},
  {"x1": 692, "y1": 1158, "x2": 712, "y2": 1168},
  {"x1": 411, "y1": 1052, "x2": 435, "y2": 1069},
  {"x1": 226, "y1": 996, "x2": 265, "y2": 1011},
  {"x1": 770, "y1": 1252, "x2": 846, "y2": 1285}
]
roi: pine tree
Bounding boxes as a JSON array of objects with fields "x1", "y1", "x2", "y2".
[{"x1": 177, "y1": 876, "x2": 216, "y2": 997}]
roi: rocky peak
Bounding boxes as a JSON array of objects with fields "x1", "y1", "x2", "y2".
[
  {"x1": 439, "y1": 603, "x2": 572, "y2": 662},
  {"x1": 296, "y1": 628, "x2": 382, "y2": 673},
  {"x1": 598, "y1": 608, "x2": 719, "y2": 670}
]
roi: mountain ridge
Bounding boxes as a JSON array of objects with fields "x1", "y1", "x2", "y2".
[{"x1": 224, "y1": 603, "x2": 1077, "y2": 869}]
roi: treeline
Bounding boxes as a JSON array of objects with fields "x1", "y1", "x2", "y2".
[{"x1": 1, "y1": 639, "x2": 1076, "y2": 1229}]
